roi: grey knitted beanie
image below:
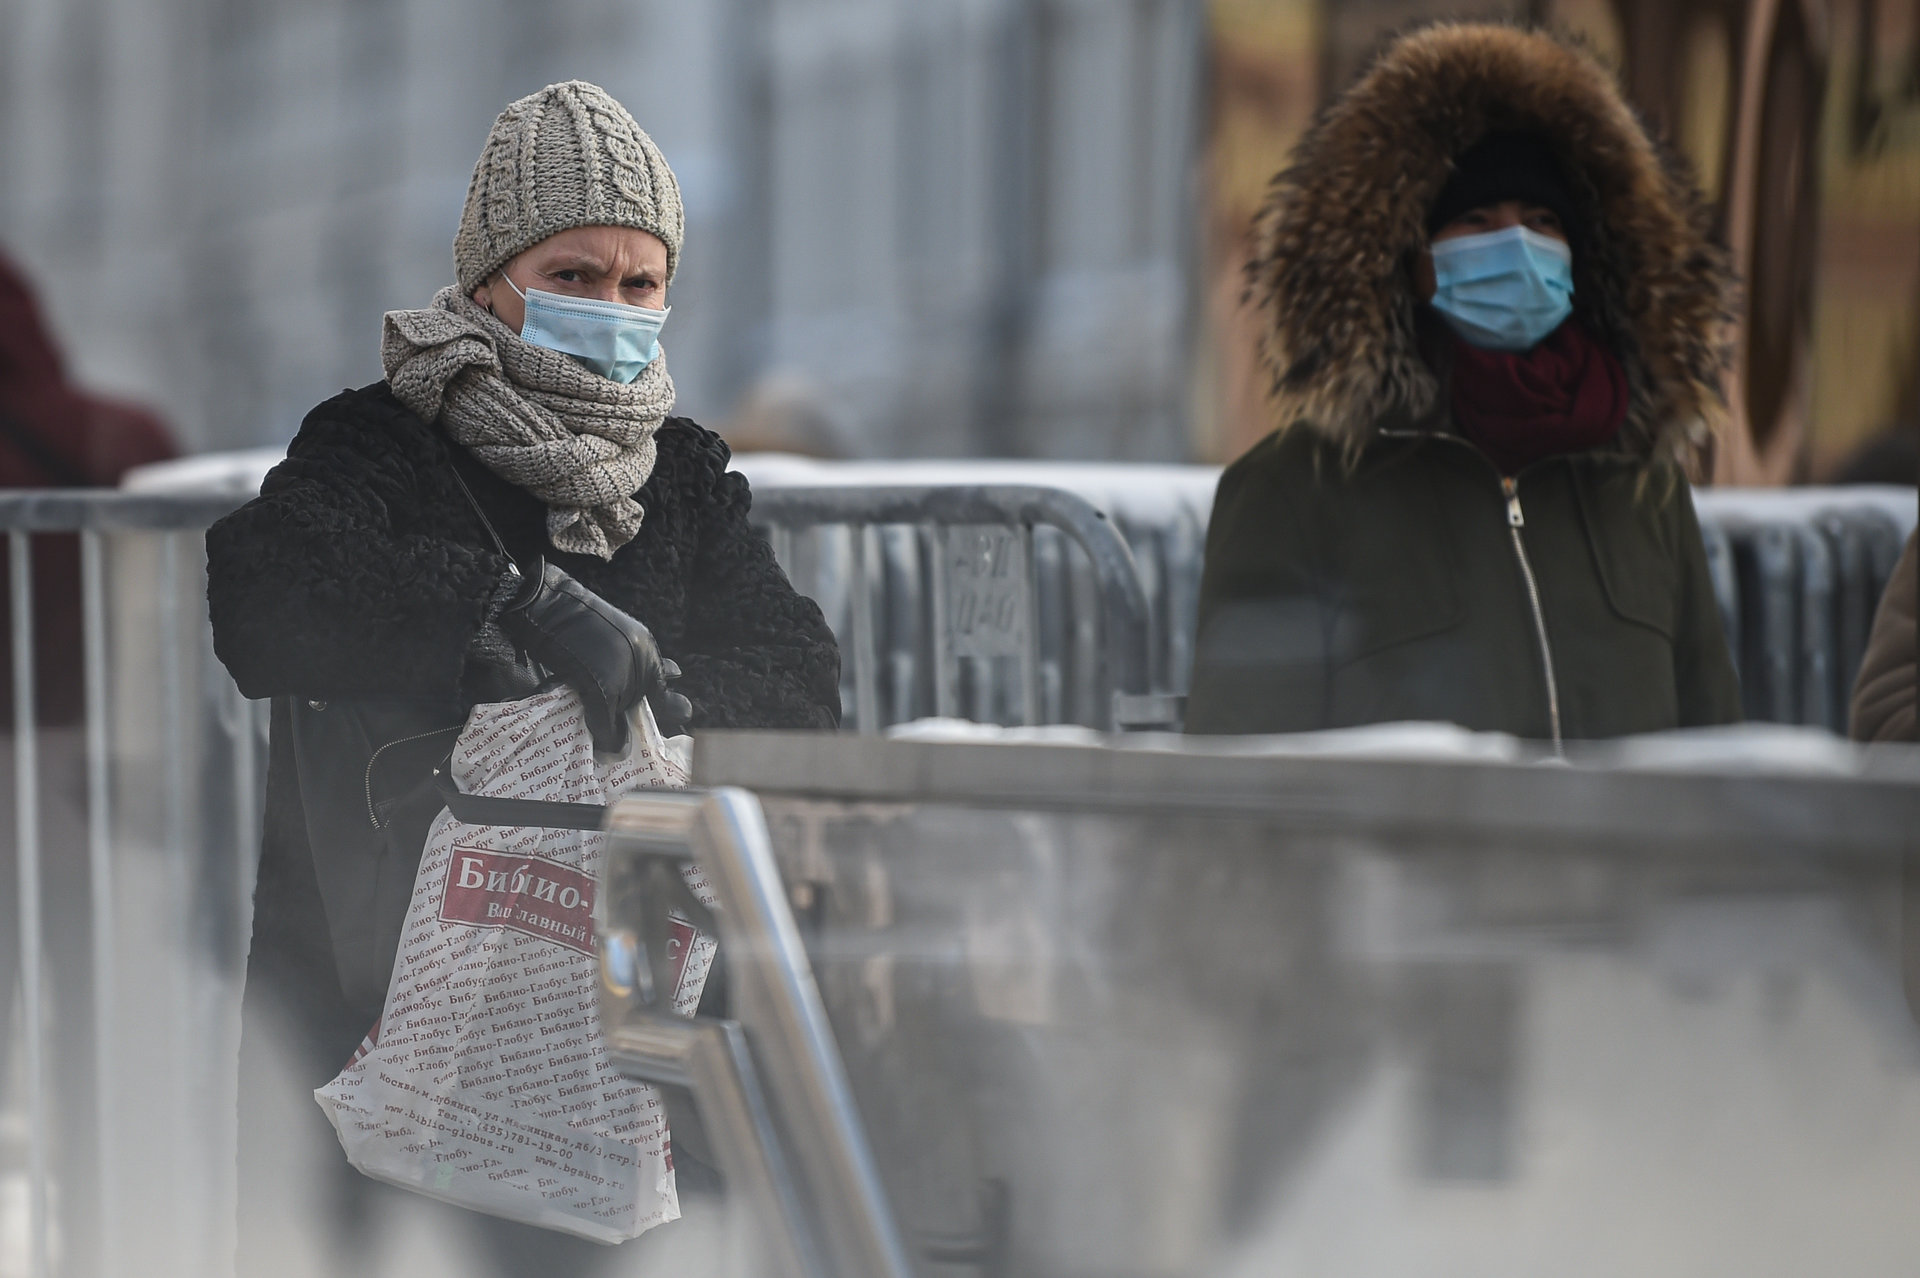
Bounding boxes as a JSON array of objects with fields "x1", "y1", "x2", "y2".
[{"x1": 453, "y1": 80, "x2": 685, "y2": 295}]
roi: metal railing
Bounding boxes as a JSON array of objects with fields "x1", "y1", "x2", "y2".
[
  {"x1": 2, "y1": 477, "x2": 1912, "y2": 1276},
  {"x1": 597, "y1": 789, "x2": 913, "y2": 1278},
  {"x1": 1, "y1": 490, "x2": 256, "y2": 1278},
  {"x1": 1692, "y1": 490, "x2": 1912, "y2": 729},
  {"x1": 653, "y1": 728, "x2": 1920, "y2": 1277},
  {"x1": 750, "y1": 485, "x2": 1169, "y2": 733},
  {"x1": 122, "y1": 447, "x2": 1920, "y2": 733},
  {"x1": 0, "y1": 480, "x2": 1167, "y2": 1278},
  {"x1": 743, "y1": 470, "x2": 1916, "y2": 737}
]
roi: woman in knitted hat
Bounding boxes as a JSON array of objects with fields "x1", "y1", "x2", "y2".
[
  {"x1": 207, "y1": 82, "x2": 839, "y2": 1270},
  {"x1": 1186, "y1": 23, "x2": 1742, "y2": 747}
]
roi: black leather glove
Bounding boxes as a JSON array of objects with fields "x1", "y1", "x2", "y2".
[
  {"x1": 500, "y1": 558, "x2": 682, "y2": 753},
  {"x1": 651, "y1": 661, "x2": 695, "y2": 736},
  {"x1": 462, "y1": 572, "x2": 545, "y2": 705}
]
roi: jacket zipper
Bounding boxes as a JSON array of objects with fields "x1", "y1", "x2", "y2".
[
  {"x1": 1377, "y1": 429, "x2": 1566, "y2": 756},
  {"x1": 366, "y1": 725, "x2": 465, "y2": 829},
  {"x1": 1499, "y1": 476, "x2": 1565, "y2": 758}
]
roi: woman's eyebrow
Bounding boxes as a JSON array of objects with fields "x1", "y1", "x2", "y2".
[{"x1": 542, "y1": 252, "x2": 611, "y2": 274}]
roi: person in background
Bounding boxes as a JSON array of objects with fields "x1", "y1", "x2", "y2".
[
  {"x1": 1186, "y1": 22, "x2": 1741, "y2": 749},
  {"x1": 205, "y1": 81, "x2": 840, "y2": 1274},
  {"x1": 0, "y1": 248, "x2": 177, "y2": 721},
  {"x1": 1850, "y1": 529, "x2": 1916, "y2": 743},
  {"x1": 0, "y1": 246, "x2": 177, "y2": 1278}
]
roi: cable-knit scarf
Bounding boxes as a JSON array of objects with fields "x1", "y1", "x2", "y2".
[{"x1": 380, "y1": 286, "x2": 675, "y2": 560}]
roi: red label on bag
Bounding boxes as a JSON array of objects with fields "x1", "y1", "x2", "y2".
[
  {"x1": 440, "y1": 846, "x2": 597, "y2": 955},
  {"x1": 665, "y1": 918, "x2": 700, "y2": 1001}
]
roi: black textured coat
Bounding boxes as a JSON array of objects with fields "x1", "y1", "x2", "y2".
[
  {"x1": 208, "y1": 382, "x2": 839, "y2": 1077},
  {"x1": 210, "y1": 382, "x2": 839, "y2": 724}
]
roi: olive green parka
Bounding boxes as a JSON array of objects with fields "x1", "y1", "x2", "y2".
[{"x1": 1187, "y1": 23, "x2": 1742, "y2": 743}]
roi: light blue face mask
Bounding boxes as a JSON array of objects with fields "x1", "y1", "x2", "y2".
[
  {"x1": 1427, "y1": 225, "x2": 1574, "y2": 353},
  {"x1": 501, "y1": 274, "x2": 668, "y2": 383}
]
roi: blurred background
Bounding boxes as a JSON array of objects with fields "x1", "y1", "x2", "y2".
[{"x1": 0, "y1": 0, "x2": 1914, "y2": 477}]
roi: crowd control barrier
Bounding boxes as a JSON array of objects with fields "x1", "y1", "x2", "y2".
[
  {"x1": 124, "y1": 448, "x2": 1919, "y2": 731},
  {"x1": 748, "y1": 486, "x2": 1172, "y2": 733},
  {"x1": 1, "y1": 471, "x2": 1912, "y2": 1276},
  {"x1": 737, "y1": 459, "x2": 1213, "y2": 733},
  {"x1": 0, "y1": 490, "x2": 258, "y2": 1278},
  {"x1": 596, "y1": 728, "x2": 1920, "y2": 1278},
  {"x1": 0, "y1": 481, "x2": 1164, "y2": 1278},
  {"x1": 737, "y1": 461, "x2": 1915, "y2": 734},
  {"x1": 1690, "y1": 488, "x2": 1913, "y2": 730}
]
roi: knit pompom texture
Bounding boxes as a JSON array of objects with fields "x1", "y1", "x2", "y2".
[{"x1": 453, "y1": 80, "x2": 686, "y2": 295}]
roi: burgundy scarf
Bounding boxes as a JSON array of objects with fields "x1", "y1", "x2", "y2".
[{"x1": 1448, "y1": 320, "x2": 1628, "y2": 475}]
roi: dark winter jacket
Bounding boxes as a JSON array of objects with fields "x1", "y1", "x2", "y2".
[
  {"x1": 1187, "y1": 421, "x2": 1740, "y2": 738},
  {"x1": 1187, "y1": 24, "x2": 1742, "y2": 743},
  {"x1": 207, "y1": 382, "x2": 839, "y2": 1065}
]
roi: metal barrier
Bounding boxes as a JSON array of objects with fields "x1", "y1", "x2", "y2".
[
  {"x1": 632, "y1": 728, "x2": 1920, "y2": 1277},
  {"x1": 1691, "y1": 489, "x2": 1913, "y2": 730},
  {"x1": 597, "y1": 790, "x2": 913, "y2": 1278},
  {"x1": 125, "y1": 445, "x2": 1919, "y2": 731},
  {"x1": 0, "y1": 490, "x2": 257, "y2": 1278},
  {"x1": 749, "y1": 485, "x2": 1169, "y2": 732},
  {"x1": 743, "y1": 469, "x2": 1912, "y2": 734},
  {"x1": 736, "y1": 460, "x2": 1217, "y2": 733},
  {"x1": 2, "y1": 476, "x2": 1911, "y2": 1275},
  {"x1": 0, "y1": 480, "x2": 1161, "y2": 1278}
]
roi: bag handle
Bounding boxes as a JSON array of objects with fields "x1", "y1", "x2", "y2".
[
  {"x1": 432, "y1": 766, "x2": 608, "y2": 832},
  {"x1": 430, "y1": 695, "x2": 678, "y2": 832}
]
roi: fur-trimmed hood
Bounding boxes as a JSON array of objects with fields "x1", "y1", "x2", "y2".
[{"x1": 1246, "y1": 22, "x2": 1736, "y2": 462}]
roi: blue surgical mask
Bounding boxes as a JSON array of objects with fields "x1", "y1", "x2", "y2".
[
  {"x1": 500, "y1": 274, "x2": 668, "y2": 383},
  {"x1": 1427, "y1": 225, "x2": 1574, "y2": 352}
]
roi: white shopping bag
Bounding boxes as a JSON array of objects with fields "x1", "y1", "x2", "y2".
[{"x1": 315, "y1": 685, "x2": 716, "y2": 1243}]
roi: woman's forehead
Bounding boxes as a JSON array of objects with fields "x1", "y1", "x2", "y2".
[{"x1": 524, "y1": 226, "x2": 668, "y2": 269}]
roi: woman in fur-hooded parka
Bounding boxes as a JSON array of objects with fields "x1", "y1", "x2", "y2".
[{"x1": 1186, "y1": 23, "x2": 1742, "y2": 745}]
